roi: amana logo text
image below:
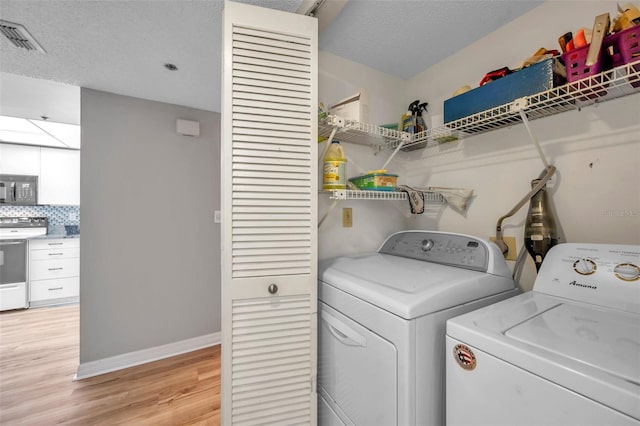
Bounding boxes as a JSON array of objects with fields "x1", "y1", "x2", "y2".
[{"x1": 569, "y1": 280, "x2": 597, "y2": 290}]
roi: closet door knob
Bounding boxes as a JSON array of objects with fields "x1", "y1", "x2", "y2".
[{"x1": 268, "y1": 284, "x2": 278, "y2": 294}]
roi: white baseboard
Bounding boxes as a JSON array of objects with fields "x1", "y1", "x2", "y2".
[{"x1": 74, "y1": 332, "x2": 221, "y2": 380}]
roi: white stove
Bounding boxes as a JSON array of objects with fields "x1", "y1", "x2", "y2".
[
  {"x1": 0, "y1": 217, "x2": 48, "y2": 240},
  {"x1": 446, "y1": 243, "x2": 640, "y2": 425},
  {"x1": 0, "y1": 217, "x2": 48, "y2": 311}
]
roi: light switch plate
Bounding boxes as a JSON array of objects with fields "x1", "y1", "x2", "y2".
[{"x1": 214, "y1": 210, "x2": 221, "y2": 223}]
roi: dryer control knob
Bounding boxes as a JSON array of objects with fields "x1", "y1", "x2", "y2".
[
  {"x1": 573, "y1": 259, "x2": 597, "y2": 275},
  {"x1": 421, "y1": 239, "x2": 435, "y2": 252},
  {"x1": 614, "y1": 263, "x2": 640, "y2": 281}
]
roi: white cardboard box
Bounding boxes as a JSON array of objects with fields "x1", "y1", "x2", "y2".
[{"x1": 330, "y1": 92, "x2": 368, "y2": 123}]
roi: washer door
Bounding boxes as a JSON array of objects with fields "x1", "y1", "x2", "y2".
[{"x1": 318, "y1": 302, "x2": 397, "y2": 425}]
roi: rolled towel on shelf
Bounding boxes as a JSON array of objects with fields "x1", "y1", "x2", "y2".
[
  {"x1": 396, "y1": 185, "x2": 425, "y2": 214},
  {"x1": 424, "y1": 186, "x2": 474, "y2": 213}
]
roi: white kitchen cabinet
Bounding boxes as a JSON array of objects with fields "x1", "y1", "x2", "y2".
[
  {"x1": 38, "y1": 147, "x2": 80, "y2": 205},
  {"x1": 221, "y1": 2, "x2": 318, "y2": 424},
  {"x1": 30, "y1": 277, "x2": 79, "y2": 302},
  {"x1": 0, "y1": 144, "x2": 80, "y2": 206},
  {"x1": 0, "y1": 143, "x2": 41, "y2": 175},
  {"x1": 29, "y1": 238, "x2": 79, "y2": 307}
]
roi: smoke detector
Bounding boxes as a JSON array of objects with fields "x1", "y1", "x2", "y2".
[{"x1": 0, "y1": 20, "x2": 46, "y2": 53}]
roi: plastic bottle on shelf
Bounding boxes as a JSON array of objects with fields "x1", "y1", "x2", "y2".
[
  {"x1": 402, "y1": 100, "x2": 428, "y2": 134},
  {"x1": 323, "y1": 140, "x2": 346, "y2": 190}
]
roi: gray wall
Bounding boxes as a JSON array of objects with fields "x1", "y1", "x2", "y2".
[{"x1": 80, "y1": 88, "x2": 221, "y2": 363}]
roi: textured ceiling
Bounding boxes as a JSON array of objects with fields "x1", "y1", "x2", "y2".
[
  {"x1": 0, "y1": 0, "x2": 302, "y2": 115},
  {"x1": 0, "y1": 0, "x2": 542, "y2": 118},
  {"x1": 320, "y1": 0, "x2": 543, "y2": 79}
]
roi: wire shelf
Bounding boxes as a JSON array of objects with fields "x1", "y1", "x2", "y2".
[
  {"x1": 319, "y1": 60, "x2": 640, "y2": 152},
  {"x1": 444, "y1": 60, "x2": 640, "y2": 136},
  {"x1": 318, "y1": 115, "x2": 408, "y2": 149},
  {"x1": 325, "y1": 189, "x2": 445, "y2": 203}
]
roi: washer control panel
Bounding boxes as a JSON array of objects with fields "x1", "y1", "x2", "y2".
[
  {"x1": 535, "y1": 243, "x2": 640, "y2": 313},
  {"x1": 379, "y1": 231, "x2": 490, "y2": 272}
]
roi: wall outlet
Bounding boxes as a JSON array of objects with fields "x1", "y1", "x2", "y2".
[
  {"x1": 489, "y1": 236, "x2": 518, "y2": 261},
  {"x1": 214, "y1": 210, "x2": 222, "y2": 223},
  {"x1": 342, "y1": 208, "x2": 352, "y2": 228},
  {"x1": 69, "y1": 212, "x2": 77, "y2": 221}
]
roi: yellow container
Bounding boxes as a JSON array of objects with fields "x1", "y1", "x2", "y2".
[{"x1": 323, "y1": 141, "x2": 346, "y2": 190}]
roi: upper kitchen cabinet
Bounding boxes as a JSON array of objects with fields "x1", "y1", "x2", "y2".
[
  {"x1": 0, "y1": 143, "x2": 41, "y2": 175},
  {"x1": 38, "y1": 147, "x2": 80, "y2": 205},
  {"x1": 0, "y1": 143, "x2": 80, "y2": 205}
]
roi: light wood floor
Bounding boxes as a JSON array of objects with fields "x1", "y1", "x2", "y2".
[{"x1": 0, "y1": 304, "x2": 221, "y2": 425}]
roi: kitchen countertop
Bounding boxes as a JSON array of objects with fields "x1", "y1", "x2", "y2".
[{"x1": 28, "y1": 234, "x2": 80, "y2": 240}]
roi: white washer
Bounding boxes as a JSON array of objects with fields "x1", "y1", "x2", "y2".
[
  {"x1": 318, "y1": 231, "x2": 519, "y2": 426},
  {"x1": 446, "y1": 243, "x2": 640, "y2": 426}
]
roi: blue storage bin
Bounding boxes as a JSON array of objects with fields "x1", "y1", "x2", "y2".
[{"x1": 444, "y1": 58, "x2": 565, "y2": 124}]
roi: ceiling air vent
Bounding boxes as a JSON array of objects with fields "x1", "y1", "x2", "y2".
[{"x1": 0, "y1": 20, "x2": 46, "y2": 53}]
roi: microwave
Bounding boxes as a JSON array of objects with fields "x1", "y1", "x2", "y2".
[{"x1": 0, "y1": 174, "x2": 38, "y2": 205}]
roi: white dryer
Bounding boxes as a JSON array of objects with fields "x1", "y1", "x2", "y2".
[
  {"x1": 318, "y1": 231, "x2": 520, "y2": 426},
  {"x1": 446, "y1": 243, "x2": 640, "y2": 425}
]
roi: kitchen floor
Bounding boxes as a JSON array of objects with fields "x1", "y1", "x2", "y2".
[{"x1": 0, "y1": 305, "x2": 221, "y2": 425}]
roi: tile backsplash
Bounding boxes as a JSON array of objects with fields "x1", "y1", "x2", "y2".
[{"x1": 0, "y1": 205, "x2": 80, "y2": 226}]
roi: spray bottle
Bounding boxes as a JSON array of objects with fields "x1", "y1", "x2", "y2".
[
  {"x1": 401, "y1": 100, "x2": 429, "y2": 151},
  {"x1": 402, "y1": 100, "x2": 428, "y2": 134},
  {"x1": 416, "y1": 102, "x2": 428, "y2": 133}
]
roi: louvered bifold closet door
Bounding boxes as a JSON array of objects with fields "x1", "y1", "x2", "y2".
[{"x1": 221, "y1": 2, "x2": 318, "y2": 425}]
